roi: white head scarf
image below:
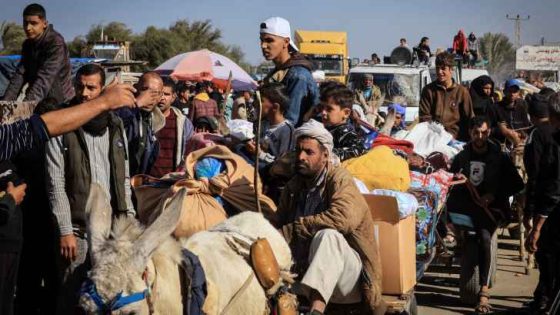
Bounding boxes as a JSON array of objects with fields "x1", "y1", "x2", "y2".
[{"x1": 294, "y1": 119, "x2": 336, "y2": 157}]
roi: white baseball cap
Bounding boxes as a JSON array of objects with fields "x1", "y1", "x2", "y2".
[{"x1": 260, "y1": 17, "x2": 299, "y2": 52}]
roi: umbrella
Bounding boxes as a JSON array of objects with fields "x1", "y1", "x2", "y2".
[{"x1": 155, "y1": 49, "x2": 257, "y2": 91}]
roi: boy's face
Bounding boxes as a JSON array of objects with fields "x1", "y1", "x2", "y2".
[
  {"x1": 436, "y1": 65, "x2": 452, "y2": 84},
  {"x1": 321, "y1": 97, "x2": 350, "y2": 127},
  {"x1": 23, "y1": 15, "x2": 47, "y2": 40},
  {"x1": 395, "y1": 113, "x2": 403, "y2": 126},
  {"x1": 260, "y1": 96, "x2": 273, "y2": 117},
  {"x1": 260, "y1": 33, "x2": 289, "y2": 61}
]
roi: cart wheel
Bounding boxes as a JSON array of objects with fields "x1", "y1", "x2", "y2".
[
  {"x1": 460, "y1": 235, "x2": 480, "y2": 305},
  {"x1": 408, "y1": 294, "x2": 418, "y2": 315}
]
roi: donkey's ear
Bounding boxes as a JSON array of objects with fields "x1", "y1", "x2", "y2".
[
  {"x1": 86, "y1": 183, "x2": 112, "y2": 262},
  {"x1": 133, "y1": 188, "x2": 185, "y2": 269}
]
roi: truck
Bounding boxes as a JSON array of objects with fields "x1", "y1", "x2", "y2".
[{"x1": 294, "y1": 30, "x2": 348, "y2": 83}]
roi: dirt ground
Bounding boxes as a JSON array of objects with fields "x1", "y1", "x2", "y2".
[{"x1": 416, "y1": 229, "x2": 539, "y2": 315}]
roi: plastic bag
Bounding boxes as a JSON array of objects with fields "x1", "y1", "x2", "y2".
[{"x1": 195, "y1": 157, "x2": 225, "y2": 179}]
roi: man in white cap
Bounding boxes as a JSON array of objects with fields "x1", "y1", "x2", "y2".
[
  {"x1": 273, "y1": 119, "x2": 382, "y2": 314},
  {"x1": 260, "y1": 17, "x2": 319, "y2": 127}
]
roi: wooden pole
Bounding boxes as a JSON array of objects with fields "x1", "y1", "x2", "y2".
[{"x1": 254, "y1": 90, "x2": 263, "y2": 213}]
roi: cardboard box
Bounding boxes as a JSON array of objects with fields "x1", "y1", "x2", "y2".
[{"x1": 364, "y1": 194, "x2": 416, "y2": 295}]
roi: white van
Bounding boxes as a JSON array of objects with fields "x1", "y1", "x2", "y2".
[{"x1": 348, "y1": 64, "x2": 432, "y2": 123}]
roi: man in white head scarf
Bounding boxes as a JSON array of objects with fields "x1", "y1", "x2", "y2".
[{"x1": 272, "y1": 119, "x2": 382, "y2": 314}]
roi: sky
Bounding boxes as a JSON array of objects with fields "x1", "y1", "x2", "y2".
[{"x1": 2, "y1": 0, "x2": 560, "y2": 65}]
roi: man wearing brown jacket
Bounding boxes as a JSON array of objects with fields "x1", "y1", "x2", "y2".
[
  {"x1": 274, "y1": 119, "x2": 382, "y2": 315},
  {"x1": 419, "y1": 52, "x2": 474, "y2": 141}
]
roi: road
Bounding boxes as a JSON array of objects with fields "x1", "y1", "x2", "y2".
[{"x1": 416, "y1": 230, "x2": 539, "y2": 314}]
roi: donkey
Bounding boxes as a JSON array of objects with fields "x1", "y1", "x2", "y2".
[{"x1": 81, "y1": 184, "x2": 293, "y2": 314}]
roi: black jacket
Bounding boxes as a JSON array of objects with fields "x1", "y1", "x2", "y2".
[
  {"x1": 327, "y1": 122, "x2": 366, "y2": 162},
  {"x1": 486, "y1": 99, "x2": 531, "y2": 143},
  {"x1": 532, "y1": 131, "x2": 560, "y2": 217},
  {"x1": 0, "y1": 161, "x2": 22, "y2": 253},
  {"x1": 2, "y1": 25, "x2": 74, "y2": 103},
  {"x1": 447, "y1": 142, "x2": 524, "y2": 230},
  {"x1": 523, "y1": 123, "x2": 556, "y2": 216}
]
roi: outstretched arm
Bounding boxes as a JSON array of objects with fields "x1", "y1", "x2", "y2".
[{"x1": 41, "y1": 81, "x2": 136, "y2": 136}]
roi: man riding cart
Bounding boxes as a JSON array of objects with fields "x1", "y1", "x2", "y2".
[
  {"x1": 446, "y1": 116, "x2": 524, "y2": 314},
  {"x1": 273, "y1": 120, "x2": 383, "y2": 315}
]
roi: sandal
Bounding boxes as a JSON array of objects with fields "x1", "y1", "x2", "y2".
[
  {"x1": 475, "y1": 291, "x2": 493, "y2": 314},
  {"x1": 442, "y1": 232, "x2": 457, "y2": 249}
]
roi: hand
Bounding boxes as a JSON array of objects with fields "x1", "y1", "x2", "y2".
[
  {"x1": 480, "y1": 193, "x2": 494, "y2": 207},
  {"x1": 6, "y1": 181, "x2": 26, "y2": 205},
  {"x1": 245, "y1": 140, "x2": 257, "y2": 155},
  {"x1": 135, "y1": 89, "x2": 161, "y2": 111},
  {"x1": 60, "y1": 234, "x2": 78, "y2": 261},
  {"x1": 525, "y1": 229, "x2": 540, "y2": 253},
  {"x1": 99, "y1": 79, "x2": 136, "y2": 110}
]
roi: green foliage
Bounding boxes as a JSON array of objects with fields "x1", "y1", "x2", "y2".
[
  {"x1": 479, "y1": 33, "x2": 516, "y2": 80},
  {"x1": 0, "y1": 22, "x2": 26, "y2": 55},
  {"x1": 86, "y1": 21, "x2": 133, "y2": 42},
  {"x1": 67, "y1": 35, "x2": 88, "y2": 57},
  {"x1": 0, "y1": 18, "x2": 250, "y2": 71},
  {"x1": 130, "y1": 19, "x2": 249, "y2": 71},
  {"x1": 130, "y1": 26, "x2": 175, "y2": 71}
]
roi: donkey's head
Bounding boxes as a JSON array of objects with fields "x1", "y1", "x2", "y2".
[{"x1": 80, "y1": 184, "x2": 185, "y2": 315}]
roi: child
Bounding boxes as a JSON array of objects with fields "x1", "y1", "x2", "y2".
[
  {"x1": 320, "y1": 82, "x2": 366, "y2": 161},
  {"x1": 245, "y1": 83, "x2": 294, "y2": 166}
]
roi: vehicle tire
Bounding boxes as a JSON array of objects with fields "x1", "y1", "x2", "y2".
[{"x1": 459, "y1": 234, "x2": 480, "y2": 305}]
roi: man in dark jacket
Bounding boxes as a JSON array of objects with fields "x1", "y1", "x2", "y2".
[
  {"x1": 260, "y1": 17, "x2": 319, "y2": 127},
  {"x1": 486, "y1": 79, "x2": 531, "y2": 146},
  {"x1": 0, "y1": 164, "x2": 26, "y2": 315},
  {"x1": 447, "y1": 116, "x2": 523, "y2": 313},
  {"x1": 525, "y1": 92, "x2": 560, "y2": 313},
  {"x1": 419, "y1": 52, "x2": 474, "y2": 141},
  {"x1": 1, "y1": 4, "x2": 73, "y2": 103},
  {"x1": 117, "y1": 71, "x2": 163, "y2": 175}
]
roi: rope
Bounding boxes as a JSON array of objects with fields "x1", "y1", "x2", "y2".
[{"x1": 220, "y1": 272, "x2": 255, "y2": 315}]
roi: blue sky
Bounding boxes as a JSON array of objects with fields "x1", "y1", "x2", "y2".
[{"x1": 2, "y1": 0, "x2": 559, "y2": 65}]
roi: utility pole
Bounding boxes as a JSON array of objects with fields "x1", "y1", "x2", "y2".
[{"x1": 506, "y1": 14, "x2": 530, "y2": 48}]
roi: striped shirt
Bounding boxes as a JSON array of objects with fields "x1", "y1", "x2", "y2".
[
  {"x1": 46, "y1": 128, "x2": 135, "y2": 235},
  {"x1": 0, "y1": 115, "x2": 49, "y2": 162}
]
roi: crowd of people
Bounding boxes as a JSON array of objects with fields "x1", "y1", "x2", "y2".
[{"x1": 0, "y1": 3, "x2": 559, "y2": 315}]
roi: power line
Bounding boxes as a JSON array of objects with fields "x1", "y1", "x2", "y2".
[{"x1": 506, "y1": 14, "x2": 530, "y2": 49}]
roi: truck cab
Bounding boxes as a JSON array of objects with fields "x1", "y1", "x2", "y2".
[
  {"x1": 294, "y1": 30, "x2": 348, "y2": 83},
  {"x1": 348, "y1": 64, "x2": 432, "y2": 122}
]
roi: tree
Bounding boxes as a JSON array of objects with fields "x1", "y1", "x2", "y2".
[
  {"x1": 86, "y1": 21, "x2": 133, "y2": 42},
  {"x1": 67, "y1": 35, "x2": 89, "y2": 57},
  {"x1": 131, "y1": 19, "x2": 250, "y2": 71},
  {"x1": 0, "y1": 21, "x2": 26, "y2": 55},
  {"x1": 131, "y1": 26, "x2": 175, "y2": 71},
  {"x1": 479, "y1": 33, "x2": 516, "y2": 81}
]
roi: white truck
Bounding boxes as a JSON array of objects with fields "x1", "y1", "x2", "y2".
[{"x1": 347, "y1": 64, "x2": 432, "y2": 123}]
